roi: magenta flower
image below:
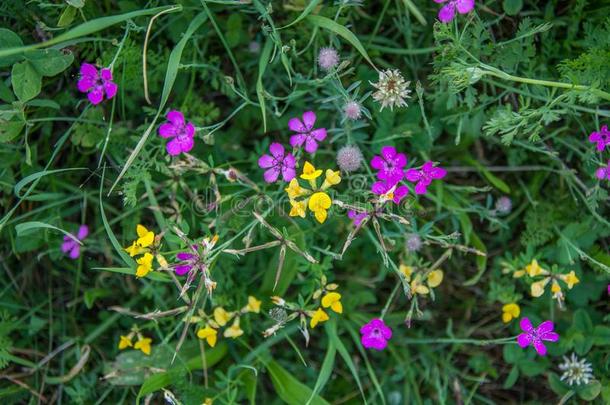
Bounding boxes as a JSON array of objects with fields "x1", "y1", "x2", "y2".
[
  {"x1": 61, "y1": 225, "x2": 89, "y2": 260},
  {"x1": 434, "y1": 0, "x2": 475, "y2": 23},
  {"x1": 77, "y1": 63, "x2": 118, "y2": 105},
  {"x1": 595, "y1": 160, "x2": 610, "y2": 180},
  {"x1": 258, "y1": 143, "x2": 296, "y2": 183},
  {"x1": 589, "y1": 125, "x2": 610, "y2": 152},
  {"x1": 371, "y1": 180, "x2": 409, "y2": 204},
  {"x1": 405, "y1": 161, "x2": 447, "y2": 195},
  {"x1": 158, "y1": 110, "x2": 195, "y2": 156},
  {"x1": 370, "y1": 146, "x2": 407, "y2": 185},
  {"x1": 360, "y1": 318, "x2": 392, "y2": 350},
  {"x1": 288, "y1": 111, "x2": 327, "y2": 154},
  {"x1": 175, "y1": 251, "x2": 195, "y2": 276},
  {"x1": 517, "y1": 317, "x2": 559, "y2": 356},
  {"x1": 348, "y1": 210, "x2": 368, "y2": 226}
]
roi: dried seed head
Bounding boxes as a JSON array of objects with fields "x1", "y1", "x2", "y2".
[
  {"x1": 371, "y1": 69, "x2": 411, "y2": 111},
  {"x1": 343, "y1": 100, "x2": 362, "y2": 121}
]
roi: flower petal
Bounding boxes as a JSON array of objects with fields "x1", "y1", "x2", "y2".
[
  {"x1": 100, "y1": 68, "x2": 113, "y2": 81},
  {"x1": 177, "y1": 252, "x2": 195, "y2": 261},
  {"x1": 519, "y1": 317, "x2": 534, "y2": 333},
  {"x1": 175, "y1": 265, "x2": 192, "y2": 276},
  {"x1": 394, "y1": 152, "x2": 407, "y2": 168},
  {"x1": 405, "y1": 169, "x2": 422, "y2": 182},
  {"x1": 304, "y1": 137, "x2": 318, "y2": 153},
  {"x1": 258, "y1": 154, "x2": 275, "y2": 169},
  {"x1": 61, "y1": 240, "x2": 75, "y2": 253},
  {"x1": 184, "y1": 122, "x2": 195, "y2": 137},
  {"x1": 393, "y1": 185, "x2": 409, "y2": 203},
  {"x1": 414, "y1": 181, "x2": 428, "y2": 195},
  {"x1": 77, "y1": 225, "x2": 89, "y2": 240},
  {"x1": 542, "y1": 332, "x2": 559, "y2": 342},
  {"x1": 456, "y1": 0, "x2": 475, "y2": 13},
  {"x1": 361, "y1": 335, "x2": 388, "y2": 350},
  {"x1": 263, "y1": 167, "x2": 280, "y2": 183},
  {"x1": 87, "y1": 86, "x2": 104, "y2": 105},
  {"x1": 69, "y1": 245, "x2": 81, "y2": 259},
  {"x1": 537, "y1": 320, "x2": 555, "y2": 334},
  {"x1": 533, "y1": 340, "x2": 547, "y2": 356},
  {"x1": 438, "y1": 3, "x2": 456, "y2": 23},
  {"x1": 288, "y1": 117, "x2": 305, "y2": 133},
  {"x1": 380, "y1": 146, "x2": 397, "y2": 160},
  {"x1": 104, "y1": 81, "x2": 118, "y2": 100},
  {"x1": 517, "y1": 333, "x2": 531, "y2": 348},
  {"x1": 301, "y1": 111, "x2": 317, "y2": 130},
  {"x1": 77, "y1": 77, "x2": 95, "y2": 93},
  {"x1": 167, "y1": 110, "x2": 185, "y2": 126},
  {"x1": 159, "y1": 123, "x2": 178, "y2": 138},
  {"x1": 281, "y1": 165, "x2": 296, "y2": 182},
  {"x1": 178, "y1": 136, "x2": 194, "y2": 153},
  {"x1": 80, "y1": 63, "x2": 98, "y2": 79},
  {"x1": 290, "y1": 134, "x2": 306, "y2": 147},
  {"x1": 283, "y1": 153, "x2": 296, "y2": 168},
  {"x1": 371, "y1": 156, "x2": 385, "y2": 170},
  {"x1": 310, "y1": 128, "x2": 327, "y2": 141},
  {"x1": 166, "y1": 138, "x2": 183, "y2": 156},
  {"x1": 371, "y1": 181, "x2": 388, "y2": 195},
  {"x1": 269, "y1": 142, "x2": 285, "y2": 158},
  {"x1": 429, "y1": 166, "x2": 447, "y2": 179}
]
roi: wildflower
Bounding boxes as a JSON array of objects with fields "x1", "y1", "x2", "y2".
[
  {"x1": 258, "y1": 142, "x2": 296, "y2": 183},
  {"x1": 405, "y1": 161, "x2": 447, "y2": 195},
  {"x1": 360, "y1": 318, "x2": 392, "y2": 350},
  {"x1": 559, "y1": 353, "x2": 594, "y2": 386},
  {"x1": 310, "y1": 308, "x2": 329, "y2": 328},
  {"x1": 336, "y1": 144, "x2": 363, "y2": 172},
  {"x1": 405, "y1": 234, "x2": 422, "y2": 252},
  {"x1": 348, "y1": 210, "x2": 367, "y2": 226},
  {"x1": 407, "y1": 269, "x2": 444, "y2": 295},
  {"x1": 61, "y1": 224, "x2": 89, "y2": 259},
  {"x1": 285, "y1": 179, "x2": 308, "y2": 199},
  {"x1": 243, "y1": 296, "x2": 262, "y2": 313},
  {"x1": 495, "y1": 196, "x2": 512, "y2": 214},
  {"x1": 224, "y1": 318, "x2": 244, "y2": 338},
  {"x1": 136, "y1": 253, "x2": 154, "y2": 278},
  {"x1": 134, "y1": 336, "x2": 152, "y2": 355},
  {"x1": 158, "y1": 110, "x2": 195, "y2": 156},
  {"x1": 77, "y1": 63, "x2": 117, "y2": 105},
  {"x1": 308, "y1": 192, "x2": 332, "y2": 223},
  {"x1": 214, "y1": 307, "x2": 233, "y2": 327},
  {"x1": 118, "y1": 335, "x2": 133, "y2": 350},
  {"x1": 525, "y1": 259, "x2": 545, "y2": 277},
  {"x1": 370, "y1": 69, "x2": 411, "y2": 111},
  {"x1": 317, "y1": 47, "x2": 339, "y2": 71},
  {"x1": 517, "y1": 317, "x2": 559, "y2": 356},
  {"x1": 434, "y1": 0, "x2": 475, "y2": 24},
  {"x1": 371, "y1": 180, "x2": 409, "y2": 204},
  {"x1": 370, "y1": 146, "x2": 407, "y2": 184},
  {"x1": 300, "y1": 161, "x2": 323, "y2": 181},
  {"x1": 399, "y1": 264, "x2": 414, "y2": 278},
  {"x1": 197, "y1": 325, "x2": 218, "y2": 347},
  {"x1": 595, "y1": 160, "x2": 610, "y2": 180},
  {"x1": 175, "y1": 251, "x2": 195, "y2": 276},
  {"x1": 289, "y1": 199, "x2": 307, "y2": 218},
  {"x1": 501, "y1": 303, "x2": 520, "y2": 323},
  {"x1": 343, "y1": 100, "x2": 362, "y2": 121},
  {"x1": 125, "y1": 224, "x2": 155, "y2": 257},
  {"x1": 321, "y1": 292, "x2": 343, "y2": 314},
  {"x1": 321, "y1": 169, "x2": 341, "y2": 190},
  {"x1": 288, "y1": 111, "x2": 327, "y2": 153},
  {"x1": 588, "y1": 125, "x2": 610, "y2": 152}
]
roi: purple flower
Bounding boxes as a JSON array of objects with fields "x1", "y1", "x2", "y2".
[
  {"x1": 158, "y1": 110, "x2": 195, "y2": 156},
  {"x1": 517, "y1": 317, "x2": 559, "y2": 356},
  {"x1": 175, "y1": 251, "x2": 195, "y2": 276},
  {"x1": 595, "y1": 160, "x2": 610, "y2": 180},
  {"x1": 434, "y1": 0, "x2": 475, "y2": 23},
  {"x1": 360, "y1": 318, "x2": 392, "y2": 350},
  {"x1": 348, "y1": 210, "x2": 368, "y2": 226},
  {"x1": 370, "y1": 146, "x2": 407, "y2": 185},
  {"x1": 371, "y1": 180, "x2": 409, "y2": 204},
  {"x1": 77, "y1": 63, "x2": 118, "y2": 105},
  {"x1": 61, "y1": 225, "x2": 89, "y2": 260},
  {"x1": 288, "y1": 111, "x2": 327, "y2": 154},
  {"x1": 405, "y1": 161, "x2": 447, "y2": 195},
  {"x1": 589, "y1": 125, "x2": 610, "y2": 152},
  {"x1": 258, "y1": 143, "x2": 296, "y2": 183}
]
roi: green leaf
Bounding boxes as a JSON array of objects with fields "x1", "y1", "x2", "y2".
[
  {"x1": 266, "y1": 360, "x2": 330, "y2": 405},
  {"x1": 502, "y1": 365, "x2": 519, "y2": 389},
  {"x1": 15, "y1": 221, "x2": 82, "y2": 244},
  {"x1": 502, "y1": 344, "x2": 523, "y2": 364},
  {"x1": 0, "y1": 28, "x2": 24, "y2": 67},
  {"x1": 66, "y1": 0, "x2": 85, "y2": 7},
  {"x1": 58, "y1": 5, "x2": 78, "y2": 27},
  {"x1": 306, "y1": 15, "x2": 376, "y2": 69},
  {"x1": 0, "y1": 119, "x2": 25, "y2": 143},
  {"x1": 401, "y1": 0, "x2": 427, "y2": 26},
  {"x1": 518, "y1": 359, "x2": 547, "y2": 377},
  {"x1": 279, "y1": 0, "x2": 321, "y2": 29},
  {"x1": 503, "y1": 0, "x2": 523, "y2": 16},
  {"x1": 593, "y1": 325, "x2": 610, "y2": 345},
  {"x1": 577, "y1": 381, "x2": 601, "y2": 401},
  {"x1": 12, "y1": 61, "x2": 41, "y2": 102},
  {"x1": 547, "y1": 372, "x2": 570, "y2": 396},
  {"x1": 328, "y1": 320, "x2": 366, "y2": 403},
  {"x1": 256, "y1": 39, "x2": 272, "y2": 133},
  {"x1": 27, "y1": 49, "x2": 74, "y2": 77},
  {"x1": 308, "y1": 323, "x2": 337, "y2": 403},
  {"x1": 572, "y1": 309, "x2": 593, "y2": 333}
]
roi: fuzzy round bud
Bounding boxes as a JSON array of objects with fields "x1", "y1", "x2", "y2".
[
  {"x1": 405, "y1": 233, "x2": 422, "y2": 252},
  {"x1": 336, "y1": 145, "x2": 363, "y2": 173},
  {"x1": 318, "y1": 47, "x2": 339, "y2": 71},
  {"x1": 343, "y1": 100, "x2": 362, "y2": 121},
  {"x1": 495, "y1": 196, "x2": 512, "y2": 214}
]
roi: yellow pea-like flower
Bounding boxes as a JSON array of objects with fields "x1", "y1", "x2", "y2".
[
  {"x1": 399, "y1": 264, "x2": 413, "y2": 280},
  {"x1": 289, "y1": 199, "x2": 307, "y2": 218},
  {"x1": 410, "y1": 276, "x2": 430, "y2": 295},
  {"x1": 501, "y1": 303, "x2": 520, "y2": 323},
  {"x1": 136, "y1": 253, "x2": 154, "y2": 278},
  {"x1": 118, "y1": 335, "x2": 133, "y2": 350},
  {"x1": 561, "y1": 271, "x2": 580, "y2": 289},
  {"x1": 321, "y1": 292, "x2": 343, "y2": 314},
  {"x1": 213, "y1": 307, "x2": 233, "y2": 327},
  {"x1": 427, "y1": 270, "x2": 444, "y2": 288},
  {"x1": 223, "y1": 318, "x2": 244, "y2": 338},
  {"x1": 525, "y1": 259, "x2": 547, "y2": 277},
  {"x1": 134, "y1": 337, "x2": 152, "y2": 355},
  {"x1": 197, "y1": 325, "x2": 218, "y2": 347},
  {"x1": 531, "y1": 278, "x2": 550, "y2": 297},
  {"x1": 285, "y1": 178, "x2": 307, "y2": 199},
  {"x1": 321, "y1": 169, "x2": 341, "y2": 189},
  {"x1": 308, "y1": 192, "x2": 332, "y2": 223},
  {"x1": 310, "y1": 308, "x2": 329, "y2": 328},
  {"x1": 300, "y1": 161, "x2": 323, "y2": 180},
  {"x1": 245, "y1": 296, "x2": 262, "y2": 313},
  {"x1": 136, "y1": 224, "x2": 155, "y2": 248}
]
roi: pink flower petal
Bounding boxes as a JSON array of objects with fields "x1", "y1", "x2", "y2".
[
  {"x1": 304, "y1": 137, "x2": 318, "y2": 153},
  {"x1": 519, "y1": 317, "x2": 534, "y2": 333},
  {"x1": 537, "y1": 320, "x2": 554, "y2": 334},
  {"x1": 269, "y1": 142, "x2": 285, "y2": 158},
  {"x1": 77, "y1": 77, "x2": 95, "y2": 93},
  {"x1": 288, "y1": 117, "x2": 305, "y2": 133},
  {"x1": 159, "y1": 123, "x2": 178, "y2": 138},
  {"x1": 361, "y1": 335, "x2": 388, "y2": 350},
  {"x1": 456, "y1": 0, "x2": 475, "y2": 14},
  {"x1": 69, "y1": 245, "x2": 81, "y2": 259},
  {"x1": 414, "y1": 181, "x2": 428, "y2": 195},
  {"x1": 283, "y1": 153, "x2": 296, "y2": 168},
  {"x1": 282, "y1": 166, "x2": 296, "y2": 181},
  {"x1": 166, "y1": 138, "x2": 183, "y2": 156},
  {"x1": 184, "y1": 122, "x2": 195, "y2": 137},
  {"x1": 177, "y1": 252, "x2": 195, "y2": 261},
  {"x1": 104, "y1": 81, "x2": 118, "y2": 100},
  {"x1": 87, "y1": 87, "x2": 104, "y2": 105},
  {"x1": 542, "y1": 332, "x2": 559, "y2": 342},
  {"x1": 371, "y1": 156, "x2": 385, "y2": 170},
  {"x1": 429, "y1": 166, "x2": 447, "y2": 179},
  {"x1": 301, "y1": 111, "x2": 317, "y2": 130},
  {"x1": 371, "y1": 181, "x2": 388, "y2": 195},
  {"x1": 178, "y1": 136, "x2": 194, "y2": 153},
  {"x1": 61, "y1": 240, "x2": 75, "y2": 253},
  {"x1": 310, "y1": 128, "x2": 327, "y2": 142},
  {"x1": 393, "y1": 185, "x2": 409, "y2": 203},
  {"x1": 438, "y1": 3, "x2": 456, "y2": 22},
  {"x1": 596, "y1": 167, "x2": 608, "y2": 180},
  {"x1": 290, "y1": 134, "x2": 306, "y2": 148},
  {"x1": 433, "y1": 0, "x2": 447, "y2": 3},
  {"x1": 80, "y1": 63, "x2": 98, "y2": 79},
  {"x1": 517, "y1": 333, "x2": 531, "y2": 348},
  {"x1": 258, "y1": 154, "x2": 275, "y2": 169},
  {"x1": 533, "y1": 340, "x2": 547, "y2": 356},
  {"x1": 175, "y1": 265, "x2": 192, "y2": 276},
  {"x1": 394, "y1": 153, "x2": 407, "y2": 168},
  {"x1": 167, "y1": 110, "x2": 185, "y2": 126},
  {"x1": 380, "y1": 146, "x2": 396, "y2": 160},
  {"x1": 77, "y1": 225, "x2": 89, "y2": 240},
  {"x1": 263, "y1": 167, "x2": 280, "y2": 183},
  {"x1": 100, "y1": 68, "x2": 113, "y2": 81},
  {"x1": 405, "y1": 169, "x2": 422, "y2": 182}
]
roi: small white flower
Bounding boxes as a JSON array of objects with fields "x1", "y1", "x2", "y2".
[
  {"x1": 343, "y1": 100, "x2": 362, "y2": 121},
  {"x1": 318, "y1": 47, "x2": 340, "y2": 71},
  {"x1": 370, "y1": 69, "x2": 411, "y2": 111},
  {"x1": 559, "y1": 353, "x2": 594, "y2": 386}
]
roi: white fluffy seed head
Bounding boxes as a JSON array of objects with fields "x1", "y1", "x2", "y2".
[
  {"x1": 371, "y1": 69, "x2": 411, "y2": 111},
  {"x1": 343, "y1": 100, "x2": 362, "y2": 120},
  {"x1": 336, "y1": 145, "x2": 363, "y2": 173},
  {"x1": 318, "y1": 47, "x2": 340, "y2": 71},
  {"x1": 405, "y1": 234, "x2": 422, "y2": 252}
]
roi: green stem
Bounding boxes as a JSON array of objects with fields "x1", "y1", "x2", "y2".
[{"x1": 401, "y1": 336, "x2": 517, "y2": 346}]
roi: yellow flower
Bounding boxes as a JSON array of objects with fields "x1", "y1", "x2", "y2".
[
  {"x1": 285, "y1": 179, "x2": 307, "y2": 199},
  {"x1": 118, "y1": 335, "x2": 133, "y2": 350},
  {"x1": 244, "y1": 296, "x2": 262, "y2": 313},
  {"x1": 310, "y1": 308, "x2": 329, "y2": 328},
  {"x1": 308, "y1": 192, "x2": 332, "y2": 223},
  {"x1": 525, "y1": 259, "x2": 548, "y2": 277},
  {"x1": 427, "y1": 270, "x2": 444, "y2": 288},
  {"x1": 213, "y1": 307, "x2": 233, "y2": 327},
  {"x1": 224, "y1": 318, "x2": 244, "y2": 338},
  {"x1": 321, "y1": 292, "x2": 343, "y2": 314},
  {"x1": 321, "y1": 169, "x2": 341, "y2": 190},
  {"x1": 551, "y1": 279, "x2": 562, "y2": 294},
  {"x1": 136, "y1": 253, "x2": 154, "y2": 278},
  {"x1": 136, "y1": 224, "x2": 155, "y2": 247},
  {"x1": 531, "y1": 277, "x2": 550, "y2": 297},
  {"x1": 502, "y1": 303, "x2": 520, "y2": 323},
  {"x1": 410, "y1": 275, "x2": 430, "y2": 295},
  {"x1": 560, "y1": 271, "x2": 580, "y2": 289},
  {"x1": 300, "y1": 161, "x2": 323, "y2": 180},
  {"x1": 197, "y1": 325, "x2": 218, "y2": 347},
  {"x1": 125, "y1": 240, "x2": 146, "y2": 257},
  {"x1": 204, "y1": 398, "x2": 213, "y2": 405},
  {"x1": 134, "y1": 337, "x2": 152, "y2": 355},
  {"x1": 399, "y1": 264, "x2": 413, "y2": 279},
  {"x1": 289, "y1": 199, "x2": 307, "y2": 218}
]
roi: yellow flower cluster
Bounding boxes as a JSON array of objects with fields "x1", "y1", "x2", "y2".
[
  {"x1": 285, "y1": 162, "x2": 341, "y2": 223},
  {"x1": 501, "y1": 303, "x2": 520, "y2": 323},
  {"x1": 124, "y1": 224, "x2": 167, "y2": 278},
  {"x1": 400, "y1": 264, "x2": 444, "y2": 296},
  {"x1": 118, "y1": 328, "x2": 153, "y2": 355},
  {"x1": 310, "y1": 292, "x2": 343, "y2": 328},
  {"x1": 195, "y1": 296, "x2": 262, "y2": 348},
  {"x1": 514, "y1": 259, "x2": 579, "y2": 302}
]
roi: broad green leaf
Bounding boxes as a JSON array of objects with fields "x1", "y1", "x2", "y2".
[
  {"x1": 266, "y1": 360, "x2": 330, "y2": 405},
  {"x1": 0, "y1": 120, "x2": 25, "y2": 142},
  {"x1": 577, "y1": 380, "x2": 601, "y2": 401},
  {"x1": 503, "y1": 0, "x2": 523, "y2": 16},
  {"x1": 58, "y1": 5, "x2": 78, "y2": 27},
  {"x1": 547, "y1": 372, "x2": 569, "y2": 396},
  {"x1": 28, "y1": 49, "x2": 74, "y2": 76},
  {"x1": 572, "y1": 309, "x2": 593, "y2": 333},
  {"x1": 12, "y1": 61, "x2": 41, "y2": 102},
  {"x1": 502, "y1": 366, "x2": 519, "y2": 389},
  {"x1": 306, "y1": 15, "x2": 376, "y2": 69},
  {"x1": 0, "y1": 28, "x2": 23, "y2": 67}
]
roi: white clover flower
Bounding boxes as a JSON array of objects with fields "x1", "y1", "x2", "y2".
[
  {"x1": 370, "y1": 69, "x2": 411, "y2": 111},
  {"x1": 559, "y1": 353, "x2": 594, "y2": 386}
]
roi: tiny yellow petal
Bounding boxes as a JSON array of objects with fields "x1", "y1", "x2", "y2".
[
  {"x1": 301, "y1": 161, "x2": 323, "y2": 180},
  {"x1": 285, "y1": 179, "x2": 306, "y2": 199},
  {"x1": 551, "y1": 280, "x2": 562, "y2": 294},
  {"x1": 118, "y1": 335, "x2": 133, "y2": 350},
  {"x1": 136, "y1": 253, "x2": 154, "y2": 278},
  {"x1": 223, "y1": 318, "x2": 244, "y2": 338},
  {"x1": 245, "y1": 296, "x2": 262, "y2": 313},
  {"x1": 502, "y1": 303, "x2": 520, "y2": 323},
  {"x1": 197, "y1": 326, "x2": 218, "y2": 347},
  {"x1": 531, "y1": 278, "x2": 549, "y2": 297},
  {"x1": 562, "y1": 271, "x2": 580, "y2": 289},
  {"x1": 314, "y1": 209, "x2": 327, "y2": 223},
  {"x1": 289, "y1": 199, "x2": 307, "y2": 218},
  {"x1": 134, "y1": 337, "x2": 152, "y2": 355},
  {"x1": 399, "y1": 264, "x2": 413, "y2": 280},
  {"x1": 309, "y1": 308, "x2": 329, "y2": 328},
  {"x1": 321, "y1": 292, "x2": 342, "y2": 314},
  {"x1": 214, "y1": 307, "x2": 232, "y2": 327},
  {"x1": 502, "y1": 312, "x2": 512, "y2": 323},
  {"x1": 427, "y1": 270, "x2": 444, "y2": 288}
]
